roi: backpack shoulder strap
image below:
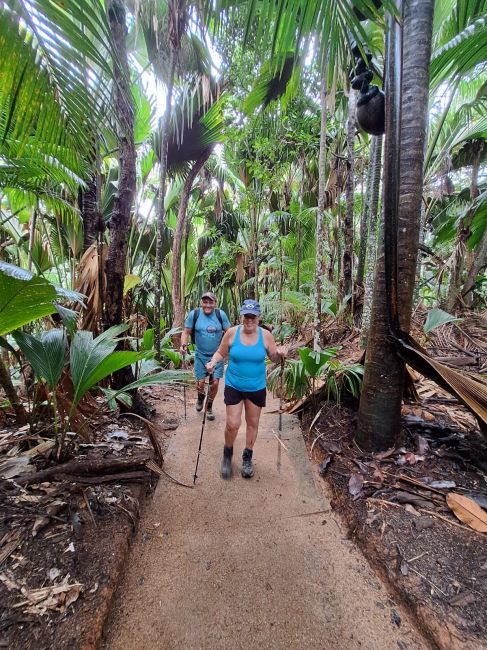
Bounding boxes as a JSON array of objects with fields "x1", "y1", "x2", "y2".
[
  {"x1": 191, "y1": 308, "x2": 200, "y2": 342},
  {"x1": 215, "y1": 309, "x2": 225, "y2": 341}
]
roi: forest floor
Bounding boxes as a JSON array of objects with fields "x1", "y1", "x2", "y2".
[
  {"x1": 301, "y1": 312, "x2": 487, "y2": 650},
  {"x1": 0, "y1": 386, "x2": 181, "y2": 649},
  {"x1": 303, "y1": 398, "x2": 487, "y2": 650}
]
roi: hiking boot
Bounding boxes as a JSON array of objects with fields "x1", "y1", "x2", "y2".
[
  {"x1": 220, "y1": 446, "x2": 233, "y2": 480},
  {"x1": 196, "y1": 392, "x2": 205, "y2": 412},
  {"x1": 241, "y1": 448, "x2": 254, "y2": 479},
  {"x1": 206, "y1": 400, "x2": 215, "y2": 421}
]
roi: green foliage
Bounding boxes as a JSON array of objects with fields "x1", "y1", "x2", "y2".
[
  {"x1": 0, "y1": 1, "x2": 115, "y2": 196},
  {"x1": 12, "y1": 329, "x2": 66, "y2": 389},
  {"x1": 139, "y1": 326, "x2": 183, "y2": 368},
  {"x1": 101, "y1": 369, "x2": 192, "y2": 410},
  {"x1": 70, "y1": 325, "x2": 144, "y2": 408},
  {"x1": 424, "y1": 308, "x2": 460, "y2": 333},
  {"x1": 323, "y1": 360, "x2": 364, "y2": 402},
  {"x1": 268, "y1": 358, "x2": 310, "y2": 401},
  {"x1": 0, "y1": 273, "x2": 56, "y2": 336},
  {"x1": 298, "y1": 346, "x2": 341, "y2": 378}
]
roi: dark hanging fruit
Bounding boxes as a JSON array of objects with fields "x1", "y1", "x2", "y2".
[
  {"x1": 349, "y1": 40, "x2": 385, "y2": 136},
  {"x1": 351, "y1": 69, "x2": 373, "y2": 90},
  {"x1": 357, "y1": 86, "x2": 385, "y2": 136},
  {"x1": 353, "y1": 0, "x2": 383, "y2": 22}
]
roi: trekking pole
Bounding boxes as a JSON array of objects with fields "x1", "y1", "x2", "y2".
[
  {"x1": 279, "y1": 358, "x2": 284, "y2": 432},
  {"x1": 278, "y1": 233, "x2": 284, "y2": 433},
  {"x1": 193, "y1": 373, "x2": 213, "y2": 484},
  {"x1": 182, "y1": 352, "x2": 187, "y2": 420}
]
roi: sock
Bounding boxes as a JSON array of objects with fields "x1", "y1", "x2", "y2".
[
  {"x1": 207, "y1": 399, "x2": 213, "y2": 410},
  {"x1": 197, "y1": 392, "x2": 205, "y2": 402}
]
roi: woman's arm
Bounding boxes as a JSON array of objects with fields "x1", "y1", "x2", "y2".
[
  {"x1": 263, "y1": 329, "x2": 288, "y2": 363},
  {"x1": 205, "y1": 327, "x2": 236, "y2": 373}
]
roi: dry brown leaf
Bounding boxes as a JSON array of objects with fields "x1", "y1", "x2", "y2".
[
  {"x1": 446, "y1": 493, "x2": 487, "y2": 533},
  {"x1": 348, "y1": 473, "x2": 364, "y2": 497}
]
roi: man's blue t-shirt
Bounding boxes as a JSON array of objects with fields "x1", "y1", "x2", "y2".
[{"x1": 184, "y1": 309, "x2": 230, "y2": 357}]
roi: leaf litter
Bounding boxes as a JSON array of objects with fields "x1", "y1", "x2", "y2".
[
  {"x1": 301, "y1": 323, "x2": 487, "y2": 646},
  {"x1": 0, "y1": 384, "x2": 175, "y2": 648}
]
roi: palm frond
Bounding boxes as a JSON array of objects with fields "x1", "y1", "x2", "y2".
[
  {"x1": 1, "y1": 2, "x2": 114, "y2": 164},
  {"x1": 430, "y1": 12, "x2": 487, "y2": 88}
]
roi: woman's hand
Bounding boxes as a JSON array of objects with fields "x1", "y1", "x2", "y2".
[
  {"x1": 276, "y1": 344, "x2": 289, "y2": 361},
  {"x1": 205, "y1": 359, "x2": 216, "y2": 374}
]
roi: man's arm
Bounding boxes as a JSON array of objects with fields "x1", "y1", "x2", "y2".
[{"x1": 180, "y1": 326, "x2": 192, "y2": 353}]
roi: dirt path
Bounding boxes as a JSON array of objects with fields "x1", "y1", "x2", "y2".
[{"x1": 104, "y1": 392, "x2": 428, "y2": 650}]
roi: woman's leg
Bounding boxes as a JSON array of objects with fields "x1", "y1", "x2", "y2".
[
  {"x1": 221, "y1": 401, "x2": 243, "y2": 479},
  {"x1": 224, "y1": 401, "x2": 244, "y2": 447},
  {"x1": 243, "y1": 399, "x2": 262, "y2": 449}
]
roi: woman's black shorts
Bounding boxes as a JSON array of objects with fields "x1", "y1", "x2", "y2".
[{"x1": 224, "y1": 385, "x2": 266, "y2": 407}]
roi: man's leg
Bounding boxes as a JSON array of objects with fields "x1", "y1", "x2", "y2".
[
  {"x1": 194, "y1": 356, "x2": 207, "y2": 411},
  {"x1": 220, "y1": 401, "x2": 243, "y2": 479},
  {"x1": 241, "y1": 400, "x2": 262, "y2": 478},
  {"x1": 206, "y1": 359, "x2": 224, "y2": 420}
]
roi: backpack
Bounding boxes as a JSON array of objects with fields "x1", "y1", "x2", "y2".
[{"x1": 191, "y1": 308, "x2": 224, "y2": 344}]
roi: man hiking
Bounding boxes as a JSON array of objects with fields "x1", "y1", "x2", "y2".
[{"x1": 180, "y1": 292, "x2": 230, "y2": 421}]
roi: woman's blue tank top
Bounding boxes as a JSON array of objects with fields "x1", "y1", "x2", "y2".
[{"x1": 225, "y1": 326, "x2": 267, "y2": 392}]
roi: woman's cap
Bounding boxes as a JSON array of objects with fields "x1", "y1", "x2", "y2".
[
  {"x1": 240, "y1": 300, "x2": 261, "y2": 316},
  {"x1": 201, "y1": 291, "x2": 217, "y2": 302}
]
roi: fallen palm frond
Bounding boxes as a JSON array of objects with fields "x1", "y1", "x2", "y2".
[{"x1": 395, "y1": 333, "x2": 487, "y2": 429}]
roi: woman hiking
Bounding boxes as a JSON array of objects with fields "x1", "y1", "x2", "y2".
[{"x1": 205, "y1": 299, "x2": 287, "y2": 479}]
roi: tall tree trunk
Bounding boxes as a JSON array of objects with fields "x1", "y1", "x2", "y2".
[
  {"x1": 314, "y1": 53, "x2": 328, "y2": 350},
  {"x1": 27, "y1": 207, "x2": 37, "y2": 272},
  {"x1": 360, "y1": 135, "x2": 383, "y2": 346},
  {"x1": 153, "y1": 52, "x2": 176, "y2": 358},
  {"x1": 445, "y1": 141, "x2": 484, "y2": 311},
  {"x1": 342, "y1": 89, "x2": 357, "y2": 313},
  {"x1": 105, "y1": 0, "x2": 150, "y2": 415},
  {"x1": 80, "y1": 143, "x2": 103, "y2": 251},
  {"x1": 461, "y1": 141, "x2": 485, "y2": 305},
  {"x1": 357, "y1": 0, "x2": 434, "y2": 451},
  {"x1": 356, "y1": 148, "x2": 373, "y2": 289},
  {"x1": 80, "y1": 175, "x2": 100, "y2": 251},
  {"x1": 251, "y1": 202, "x2": 259, "y2": 301},
  {"x1": 105, "y1": 0, "x2": 135, "y2": 331},
  {"x1": 296, "y1": 221, "x2": 301, "y2": 292},
  {"x1": 0, "y1": 356, "x2": 28, "y2": 425},
  {"x1": 396, "y1": 1, "x2": 434, "y2": 331},
  {"x1": 171, "y1": 149, "x2": 211, "y2": 334},
  {"x1": 462, "y1": 226, "x2": 487, "y2": 301}
]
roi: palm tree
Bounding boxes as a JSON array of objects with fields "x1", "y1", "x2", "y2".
[
  {"x1": 342, "y1": 89, "x2": 357, "y2": 313},
  {"x1": 144, "y1": 0, "x2": 188, "y2": 358},
  {"x1": 103, "y1": 0, "x2": 136, "y2": 331},
  {"x1": 314, "y1": 55, "x2": 329, "y2": 350},
  {"x1": 356, "y1": 0, "x2": 435, "y2": 451},
  {"x1": 360, "y1": 134, "x2": 383, "y2": 345}
]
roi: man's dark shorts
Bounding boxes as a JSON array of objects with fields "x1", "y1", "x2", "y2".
[{"x1": 224, "y1": 385, "x2": 266, "y2": 408}]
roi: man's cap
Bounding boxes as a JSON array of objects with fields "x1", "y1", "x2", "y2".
[
  {"x1": 201, "y1": 291, "x2": 217, "y2": 302},
  {"x1": 240, "y1": 299, "x2": 261, "y2": 316}
]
